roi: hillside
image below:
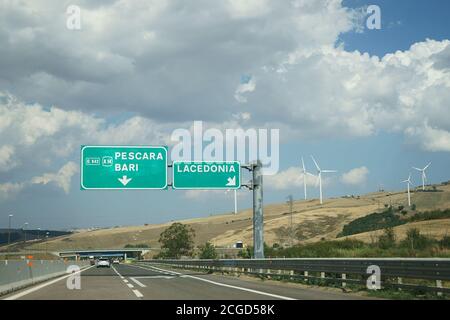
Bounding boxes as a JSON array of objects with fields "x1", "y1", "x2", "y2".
[{"x1": 11, "y1": 182, "x2": 450, "y2": 252}]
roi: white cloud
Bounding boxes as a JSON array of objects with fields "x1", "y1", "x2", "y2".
[
  {"x1": 0, "y1": 182, "x2": 25, "y2": 200},
  {"x1": 0, "y1": 145, "x2": 17, "y2": 171},
  {"x1": 1, "y1": 1, "x2": 448, "y2": 151},
  {"x1": 265, "y1": 166, "x2": 319, "y2": 190},
  {"x1": 31, "y1": 161, "x2": 78, "y2": 194},
  {"x1": 405, "y1": 122, "x2": 450, "y2": 152},
  {"x1": 226, "y1": 0, "x2": 271, "y2": 18},
  {"x1": 0, "y1": 161, "x2": 78, "y2": 200},
  {"x1": 234, "y1": 77, "x2": 256, "y2": 103},
  {"x1": 341, "y1": 166, "x2": 369, "y2": 186}
]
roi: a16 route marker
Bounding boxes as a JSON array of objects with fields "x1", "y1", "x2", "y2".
[
  {"x1": 172, "y1": 161, "x2": 241, "y2": 190},
  {"x1": 81, "y1": 146, "x2": 167, "y2": 190}
]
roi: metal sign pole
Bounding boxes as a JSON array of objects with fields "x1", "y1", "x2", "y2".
[{"x1": 252, "y1": 160, "x2": 264, "y2": 259}]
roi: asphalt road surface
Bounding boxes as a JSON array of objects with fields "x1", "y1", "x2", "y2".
[{"x1": 2, "y1": 263, "x2": 374, "y2": 300}]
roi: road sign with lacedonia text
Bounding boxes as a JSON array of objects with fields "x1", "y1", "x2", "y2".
[
  {"x1": 172, "y1": 161, "x2": 241, "y2": 190},
  {"x1": 81, "y1": 146, "x2": 167, "y2": 189}
]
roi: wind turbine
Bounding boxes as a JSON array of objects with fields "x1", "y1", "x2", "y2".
[
  {"x1": 225, "y1": 189, "x2": 238, "y2": 214},
  {"x1": 412, "y1": 162, "x2": 431, "y2": 191},
  {"x1": 300, "y1": 157, "x2": 316, "y2": 200},
  {"x1": 402, "y1": 174, "x2": 412, "y2": 207},
  {"x1": 311, "y1": 156, "x2": 337, "y2": 205}
]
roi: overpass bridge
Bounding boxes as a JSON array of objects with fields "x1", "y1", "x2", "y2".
[{"x1": 58, "y1": 248, "x2": 151, "y2": 260}]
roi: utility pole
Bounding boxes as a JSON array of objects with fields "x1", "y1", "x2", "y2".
[
  {"x1": 287, "y1": 195, "x2": 294, "y2": 247},
  {"x1": 23, "y1": 222, "x2": 29, "y2": 243},
  {"x1": 45, "y1": 232, "x2": 49, "y2": 255},
  {"x1": 7, "y1": 214, "x2": 13, "y2": 247},
  {"x1": 251, "y1": 161, "x2": 264, "y2": 259},
  {"x1": 234, "y1": 189, "x2": 238, "y2": 215}
]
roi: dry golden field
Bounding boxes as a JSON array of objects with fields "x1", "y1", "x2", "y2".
[{"x1": 20, "y1": 183, "x2": 450, "y2": 251}]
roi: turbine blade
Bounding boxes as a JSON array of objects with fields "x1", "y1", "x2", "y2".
[
  {"x1": 424, "y1": 162, "x2": 431, "y2": 170},
  {"x1": 412, "y1": 167, "x2": 422, "y2": 171},
  {"x1": 301, "y1": 157, "x2": 306, "y2": 172},
  {"x1": 311, "y1": 155, "x2": 320, "y2": 172},
  {"x1": 322, "y1": 170, "x2": 337, "y2": 173}
]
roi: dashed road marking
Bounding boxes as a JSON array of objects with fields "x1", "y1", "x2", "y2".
[
  {"x1": 112, "y1": 265, "x2": 143, "y2": 299},
  {"x1": 133, "y1": 289, "x2": 143, "y2": 298},
  {"x1": 130, "y1": 277, "x2": 147, "y2": 288}
]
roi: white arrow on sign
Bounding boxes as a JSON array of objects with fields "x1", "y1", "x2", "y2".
[
  {"x1": 226, "y1": 176, "x2": 236, "y2": 187},
  {"x1": 118, "y1": 175, "x2": 132, "y2": 186}
]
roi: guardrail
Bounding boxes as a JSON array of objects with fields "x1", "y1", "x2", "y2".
[
  {"x1": 139, "y1": 258, "x2": 450, "y2": 295},
  {"x1": 0, "y1": 259, "x2": 89, "y2": 296}
]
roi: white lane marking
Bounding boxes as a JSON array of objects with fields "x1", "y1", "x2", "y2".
[
  {"x1": 112, "y1": 265, "x2": 143, "y2": 299},
  {"x1": 130, "y1": 277, "x2": 147, "y2": 288},
  {"x1": 141, "y1": 264, "x2": 295, "y2": 301},
  {"x1": 3, "y1": 265, "x2": 95, "y2": 300},
  {"x1": 135, "y1": 264, "x2": 180, "y2": 275},
  {"x1": 133, "y1": 289, "x2": 143, "y2": 298},
  {"x1": 134, "y1": 276, "x2": 174, "y2": 280},
  {"x1": 182, "y1": 275, "x2": 295, "y2": 300}
]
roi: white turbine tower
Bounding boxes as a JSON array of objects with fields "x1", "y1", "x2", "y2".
[
  {"x1": 225, "y1": 189, "x2": 238, "y2": 214},
  {"x1": 402, "y1": 174, "x2": 412, "y2": 207},
  {"x1": 412, "y1": 162, "x2": 431, "y2": 191},
  {"x1": 311, "y1": 156, "x2": 337, "y2": 205},
  {"x1": 300, "y1": 157, "x2": 316, "y2": 200}
]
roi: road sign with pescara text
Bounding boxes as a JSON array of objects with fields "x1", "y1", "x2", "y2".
[
  {"x1": 81, "y1": 146, "x2": 167, "y2": 189},
  {"x1": 172, "y1": 161, "x2": 241, "y2": 190}
]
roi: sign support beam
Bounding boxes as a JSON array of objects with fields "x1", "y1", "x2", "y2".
[{"x1": 251, "y1": 160, "x2": 264, "y2": 259}]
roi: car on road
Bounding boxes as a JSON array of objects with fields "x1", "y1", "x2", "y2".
[
  {"x1": 96, "y1": 258, "x2": 111, "y2": 268},
  {"x1": 112, "y1": 259, "x2": 120, "y2": 264}
]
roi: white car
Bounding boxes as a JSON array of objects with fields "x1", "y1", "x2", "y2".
[
  {"x1": 112, "y1": 259, "x2": 120, "y2": 264},
  {"x1": 96, "y1": 258, "x2": 111, "y2": 268}
]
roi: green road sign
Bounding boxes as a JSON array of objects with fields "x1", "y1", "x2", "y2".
[
  {"x1": 81, "y1": 146, "x2": 167, "y2": 190},
  {"x1": 172, "y1": 161, "x2": 241, "y2": 190}
]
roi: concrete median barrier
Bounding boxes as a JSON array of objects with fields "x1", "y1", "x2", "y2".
[{"x1": 0, "y1": 259, "x2": 89, "y2": 296}]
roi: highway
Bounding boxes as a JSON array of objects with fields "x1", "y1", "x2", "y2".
[{"x1": 2, "y1": 263, "x2": 373, "y2": 300}]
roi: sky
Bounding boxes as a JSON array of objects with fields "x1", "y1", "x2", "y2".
[{"x1": 1, "y1": 0, "x2": 450, "y2": 230}]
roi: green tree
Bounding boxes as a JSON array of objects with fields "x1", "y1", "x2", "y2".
[
  {"x1": 198, "y1": 242, "x2": 218, "y2": 259},
  {"x1": 378, "y1": 227, "x2": 396, "y2": 249},
  {"x1": 401, "y1": 228, "x2": 430, "y2": 250},
  {"x1": 238, "y1": 247, "x2": 252, "y2": 259},
  {"x1": 158, "y1": 223, "x2": 195, "y2": 258}
]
